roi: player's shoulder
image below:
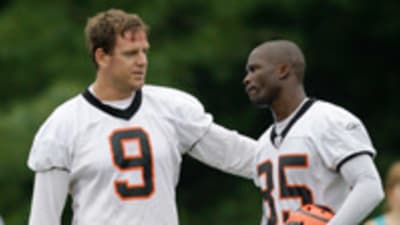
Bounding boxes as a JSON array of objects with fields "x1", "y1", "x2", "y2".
[
  {"x1": 142, "y1": 84, "x2": 203, "y2": 108},
  {"x1": 44, "y1": 94, "x2": 85, "y2": 124},
  {"x1": 310, "y1": 99, "x2": 362, "y2": 125},
  {"x1": 33, "y1": 93, "x2": 86, "y2": 144}
]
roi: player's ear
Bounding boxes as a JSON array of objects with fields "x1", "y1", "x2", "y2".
[
  {"x1": 277, "y1": 63, "x2": 291, "y2": 79},
  {"x1": 95, "y1": 48, "x2": 111, "y2": 68}
]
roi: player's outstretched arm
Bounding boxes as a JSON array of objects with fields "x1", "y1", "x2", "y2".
[
  {"x1": 28, "y1": 170, "x2": 69, "y2": 225},
  {"x1": 327, "y1": 155, "x2": 384, "y2": 225},
  {"x1": 188, "y1": 123, "x2": 258, "y2": 179}
]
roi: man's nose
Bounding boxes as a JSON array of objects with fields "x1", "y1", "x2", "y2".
[
  {"x1": 243, "y1": 73, "x2": 251, "y2": 86},
  {"x1": 136, "y1": 52, "x2": 147, "y2": 66}
]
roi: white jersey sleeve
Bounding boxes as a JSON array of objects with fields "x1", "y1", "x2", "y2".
[
  {"x1": 145, "y1": 85, "x2": 213, "y2": 152},
  {"x1": 27, "y1": 100, "x2": 75, "y2": 172},
  {"x1": 151, "y1": 86, "x2": 257, "y2": 178},
  {"x1": 189, "y1": 123, "x2": 258, "y2": 179},
  {"x1": 328, "y1": 155, "x2": 384, "y2": 225},
  {"x1": 169, "y1": 91, "x2": 213, "y2": 152},
  {"x1": 175, "y1": 92, "x2": 257, "y2": 179},
  {"x1": 28, "y1": 170, "x2": 69, "y2": 225},
  {"x1": 314, "y1": 104, "x2": 375, "y2": 171}
]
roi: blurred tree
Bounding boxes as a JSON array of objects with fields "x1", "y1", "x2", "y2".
[
  {"x1": 0, "y1": 0, "x2": 399, "y2": 224},
  {"x1": 0, "y1": 81, "x2": 84, "y2": 224}
]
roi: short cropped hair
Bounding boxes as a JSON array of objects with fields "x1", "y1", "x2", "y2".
[{"x1": 84, "y1": 9, "x2": 148, "y2": 67}]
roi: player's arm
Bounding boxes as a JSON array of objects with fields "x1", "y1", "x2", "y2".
[
  {"x1": 188, "y1": 123, "x2": 258, "y2": 179},
  {"x1": 27, "y1": 106, "x2": 73, "y2": 225},
  {"x1": 28, "y1": 169, "x2": 69, "y2": 225},
  {"x1": 170, "y1": 91, "x2": 258, "y2": 179},
  {"x1": 327, "y1": 154, "x2": 384, "y2": 225},
  {"x1": 314, "y1": 107, "x2": 385, "y2": 225}
]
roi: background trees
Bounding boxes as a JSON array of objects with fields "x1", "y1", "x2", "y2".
[{"x1": 0, "y1": 0, "x2": 399, "y2": 224}]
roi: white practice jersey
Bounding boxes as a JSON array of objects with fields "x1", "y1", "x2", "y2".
[
  {"x1": 28, "y1": 85, "x2": 257, "y2": 225},
  {"x1": 254, "y1": 99, "x2": 375, "y2": 225}
]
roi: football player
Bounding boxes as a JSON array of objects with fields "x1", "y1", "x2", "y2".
[
  {"x1": 243, "y1": 40, "x2": 384, "y2": 225},
  {"x1": 27, "y1": 9, "x2": 257, "y2": 225}
]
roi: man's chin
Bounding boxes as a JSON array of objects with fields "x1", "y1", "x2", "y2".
[
  {"x1": 131, "y1": 81, "x2": 145, "y2": 90},
  {"x1": 249, "y1": 97, "x2": 269, "y2": 108},
  {"x1": 254, "y1": 103, "x2": 269, "y2": 109}
]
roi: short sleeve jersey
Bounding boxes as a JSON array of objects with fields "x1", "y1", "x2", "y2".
[
  {"x1": 254, "y1": 99, "x2": 375, "y2": 225},
  {"x1": 28, "y1": 85, "x2": 255, "y2": 225}
]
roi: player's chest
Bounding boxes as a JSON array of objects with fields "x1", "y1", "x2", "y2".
[
  {"x1": 70, "y1": 115, "x2": 180, "y2": 172},
  {"x1": 256, "y1": 136, "x2": 319, "y2": 185}
]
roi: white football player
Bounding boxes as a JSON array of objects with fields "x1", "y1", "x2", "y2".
[
  {"x1": 243, "y1": 40, "x2": 384, "y2": 225},
  {"x1": 27, "y1": 9, "x2": 257, "y2": 225}
]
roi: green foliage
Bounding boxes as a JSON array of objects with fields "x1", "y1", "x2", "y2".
[
  {"x1": 0, "y1": 0, "x2": 399, "y2": 224},
  {"x1": 0, "y1": 1, "x2": 89, "y2": 105},
  {"x1": 0, "y1": 81, "x2": 84, "y2": 224}
]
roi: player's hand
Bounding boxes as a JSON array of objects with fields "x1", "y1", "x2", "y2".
[{"x1": 286, "y1": 204, "x2": 334, "y2": 225}]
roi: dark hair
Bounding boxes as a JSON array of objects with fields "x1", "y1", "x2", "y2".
[{"x1": 84, "y1": 9, "x2": 148, "y2": 68}]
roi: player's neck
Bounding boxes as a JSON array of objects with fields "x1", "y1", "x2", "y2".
[
  {"x1": 92, "y1": 80, "x2": 135, "y2": 101},
  {"x1": 271, "y1": 88, "x2": 306, "y2": 122}
]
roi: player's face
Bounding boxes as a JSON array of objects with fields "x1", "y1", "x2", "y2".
[
  {"x1": 107, "y1": 30, "x2": 149, "y2": 92},
  {"x1": 243, "y1": 50, "x2": 280, "y2": 107}
]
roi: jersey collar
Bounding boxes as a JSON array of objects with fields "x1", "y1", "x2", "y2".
[
  {"x1": 270, "y1": 98, "x2": 316, "y2": 147},
  {"x1": 82, "y1": 88, "x2": 142, "y2": 120}
]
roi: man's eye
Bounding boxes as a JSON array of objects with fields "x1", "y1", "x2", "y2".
[
  {"x1": 127, "y1": 52, "x2": 136, "y2": 56},
  {"x1": 248, "y1": 66, "x2": 255, "y2": 73}
]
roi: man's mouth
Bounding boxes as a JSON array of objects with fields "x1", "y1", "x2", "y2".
[
  {"x1": 246, "y1": 86, "x2": 256, "y2": 95},
  {"x1": 132, "y1": 71, "x2": 145, "y2": 76}
]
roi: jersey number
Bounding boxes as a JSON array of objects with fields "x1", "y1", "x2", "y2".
[
  {"x1": 109, "y1": 127, "x2": 154, "y2": 200},
  {"x1": 258, "y1": 154, "x2": 313, "y2": 225}
]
